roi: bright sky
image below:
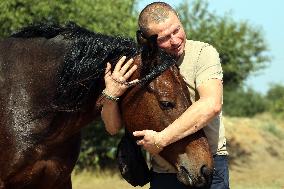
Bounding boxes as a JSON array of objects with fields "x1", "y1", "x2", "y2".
[{"x1": 138, "y1": 0, "x2": 284, "y2": 94}]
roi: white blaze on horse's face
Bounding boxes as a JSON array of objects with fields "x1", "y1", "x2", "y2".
[{"x1": 147, "y1": 12, "x2": 186, "y2": 57}]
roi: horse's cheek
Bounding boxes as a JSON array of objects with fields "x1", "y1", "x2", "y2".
[{"x1": 122, "y1": 94, "x2": 160, "y2": 132}]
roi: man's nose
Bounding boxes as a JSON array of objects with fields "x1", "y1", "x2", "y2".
[{"x1": 170, "y1": 36, "x2": 179, "y2": 46}]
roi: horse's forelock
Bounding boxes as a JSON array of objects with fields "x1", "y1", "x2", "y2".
[{"x1": 138, "y1": 49, "x2": 177, "y2": 86}]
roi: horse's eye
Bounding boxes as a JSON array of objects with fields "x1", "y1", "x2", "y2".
[{"x1": 159, "y1": 101, "x2": 175, "y2": 110}]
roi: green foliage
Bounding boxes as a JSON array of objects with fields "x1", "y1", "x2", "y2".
[
  {"x1": 223, "y1": 87, "x2": 268, "y2": 117},
  {"x1": 66, "y1": 0, "x2": 137, "y2": 37},
  {"x1": 75, "y1": 119, "x2": 123, "y2": 170},
  {"x1": 177, "y1": 0, "x2": 270, "y2": 88},
  {"x1": 0, "y1": 0, "x2": 137, "y2": 38},
  {"x1": 266, "y1": 83, "x2": 284, "y2": 116}
]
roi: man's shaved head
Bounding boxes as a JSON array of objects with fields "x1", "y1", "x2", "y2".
[{"x1": 138, "y1": 2, "x2": 178, "y2": 35}]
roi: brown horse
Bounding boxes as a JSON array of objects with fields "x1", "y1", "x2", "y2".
[{"x1": 0, "y1": 23, "x2": 213, "y2": 189}]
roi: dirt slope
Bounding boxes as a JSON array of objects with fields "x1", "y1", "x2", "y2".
[{"x1": 225, "y1": 113, "x2": 284, "y2": 189}]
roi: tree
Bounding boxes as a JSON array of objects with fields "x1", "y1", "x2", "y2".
[
  {"x1": 223, "y1": 87, "x2": 267, "y2": 117},
  {"x1": 0, "y1": 0, "x2": 137, "y2": 38},
  {"x1": 177, "y1": 0, "x2": 270, "y2": 89},
  {"x1": 76, "y1": 119, "x2": 124, "y2": 170},
  {"x1": 66, "y1": 0, "x2": 137, "y2": 37},
  {"x1": 266, "y1": 83, "x2": 284, "y2": 115}
]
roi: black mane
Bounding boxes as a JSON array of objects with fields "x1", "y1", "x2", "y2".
[{"x1": 12, "y1": 23, "x2": 177, "y2": 112}]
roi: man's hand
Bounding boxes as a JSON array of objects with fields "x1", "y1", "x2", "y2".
[
  {"x1": 104, "y1": 56, "x2": 138, "y2": 98},
  {"x1": 133, "y1": 130, "x2": 164, "y2": 155}
]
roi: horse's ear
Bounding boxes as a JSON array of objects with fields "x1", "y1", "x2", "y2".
[
  {"x1": 148, "y1": 34, "x2": 158, "y2": 51},
  {"x1": 136, "y1": 30, "x2": 148, "y2": 46},
  {"x1": 136, "y1": 30, "x2": 158, "y2": 55}
]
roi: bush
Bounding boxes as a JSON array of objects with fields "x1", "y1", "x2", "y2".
[
  {"x1": 75, "y1": 119, "x2": 123, "y2": 170},
  {"x1": 223, "y1": 87, "x2": 268, "y2": 117},
  {"x1": 266, "y1": 83, "x2": 284, "y2": 116}
]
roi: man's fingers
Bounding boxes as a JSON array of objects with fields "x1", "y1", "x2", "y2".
[
  {"x1": 105, "y1": 62, "x2": 111, "y2": 75},
  {"x1": 120, "y1": 58, "x2": 134, "y2": 75},
  {"x1": 114, "y1": 56, "x2": 126, "y2": 73},
  {"x1": 133, "y1": 130, "x2": 146, "y2": 137},
  {"x1": 128, "y1": 79, "x2": 139, "y2": 85},
  {"x1": 123, "y1": 64, "x2": 137, "y2": 79},
  {"x1": 136, "y1": 140, "x2": 144, "y2": 145}
]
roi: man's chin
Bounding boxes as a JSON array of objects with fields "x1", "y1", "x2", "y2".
[
  {"x1": 174, "y1": 49, "x2": 184, "y2": 57},
  {"x1": 175, "y1": 45, "x2": 185, "y2": 56},
  {"x1": 165, "y1": 48, "x2": 184, "y2": 57},
  {"x1": 177, "y1": 50, "x2": 184, "y2": 57}
]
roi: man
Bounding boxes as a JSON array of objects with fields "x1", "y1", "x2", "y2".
[{"x1": 101, "y1": 2, "x2": 229, "y2": 189}]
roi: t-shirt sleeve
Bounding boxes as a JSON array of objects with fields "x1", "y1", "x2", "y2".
[{"x1": 195, "y1": 45, "x2": 223, "y2": 87}]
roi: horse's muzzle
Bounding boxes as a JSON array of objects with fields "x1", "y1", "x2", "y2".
[{"x1": 176, "y1": 164, "x2": 212, "y2": 188}]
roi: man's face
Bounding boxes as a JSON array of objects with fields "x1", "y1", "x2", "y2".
[{"x1": 147, "y1": 12, "x2": 186, "y2": 57}]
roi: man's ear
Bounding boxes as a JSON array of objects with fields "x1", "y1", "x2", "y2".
[{"x1": 136, "y1": 30, "x2": 158, "y2": 54}]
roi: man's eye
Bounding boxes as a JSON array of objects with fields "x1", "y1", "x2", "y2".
[
  {"x1": 173, "y1": 26, "x2": 180, "y2": 34},
  {"x1": 158, "y1": 36, "x2": 170, "y2": 43}
]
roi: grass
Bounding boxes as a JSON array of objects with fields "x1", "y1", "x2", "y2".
[
  {"x1": 261, "y1": 122, "x2": 284, "y2": 139},
  {"x1": 72, "y1": 170, "x2": 149, "y2": 189},
  {"x1": 72, "y1": 169, "x2": 284, "y2": 189}
]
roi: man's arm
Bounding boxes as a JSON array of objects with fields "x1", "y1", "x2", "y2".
[
  {"x1": 133, "y1": 79, "x2": 223, "y2": 153},
  {"x1": 157, "y1": 78, "x2": 223, "y2": 147},
  {"x1": 101, "y1": 56, "x2": 137, "y2": 135},
  {"x1": 133, "y1": 44, "x2": 223, "y2": 154},
  {"x1": 101, "y1": 100, "x2": 123, "y2": 135}
]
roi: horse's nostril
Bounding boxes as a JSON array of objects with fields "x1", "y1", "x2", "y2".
[
  {"x1": 180, "y1": 165, "x2": 189, "y2": 175},
  {"x1": 201, "y1": 165, "x2": 210, "y2": 177},
  {"x1": 198, "y1": 165, "x2": 213, "y2": 188},
  {"x1": 200, "y1": 165, "x2": 213, "y2": 185},
  {"x1": 177, "y1": 166, "x2": 193, "y2": 186}
]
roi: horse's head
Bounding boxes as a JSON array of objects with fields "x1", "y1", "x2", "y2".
[{"x1": 120, "y1": 32, "x2": 213, "y2": 188}]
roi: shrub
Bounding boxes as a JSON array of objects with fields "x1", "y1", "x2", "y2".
[
  {"x1": 266, "y1": 83, "x2": 284, "y2": 117},
  {"x1": 223, "y1": 87, "x2": 268, "y2": 117},
  {"x1": 75, "y1": 119, "x2": 123, "y2": 170}
]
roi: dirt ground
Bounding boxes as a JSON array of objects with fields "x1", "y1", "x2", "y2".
[
  {"x1": 72, "y1": 114, "x2": 284, "y2": 189},
  {"x1": 225, "y1": 114, "x2": 284, "y2": 189}
]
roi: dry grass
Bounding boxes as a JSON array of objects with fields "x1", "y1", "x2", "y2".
[
  {"x1": 72, "y1": 170, "x2": 149, "y2": 189},
  {"x1": 72, "y1": 114, "x2": 284, "y2": 189},
  {"x1": 225, "y1": 113, "x2": 284, "y2": 189}
]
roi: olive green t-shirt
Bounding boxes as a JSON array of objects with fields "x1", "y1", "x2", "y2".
[{"x1": 151, "y1": 40, "x2": 228, "y2": 173}]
